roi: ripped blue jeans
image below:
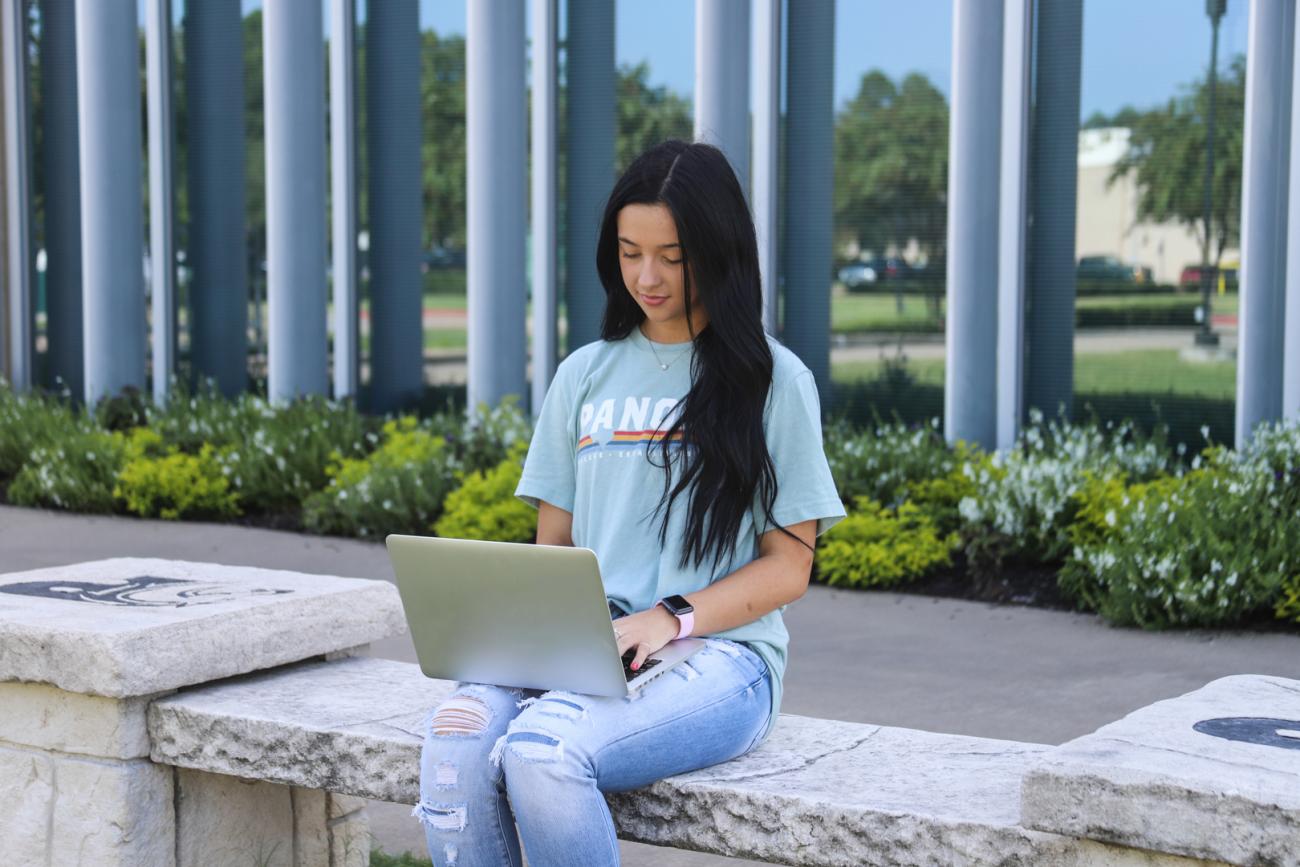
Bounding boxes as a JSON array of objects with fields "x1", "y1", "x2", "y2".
[{"x1": 411, "y1": 636, "x2": 771, "y2": 867}]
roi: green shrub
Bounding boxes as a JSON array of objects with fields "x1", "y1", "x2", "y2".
[
  {"x1": 1276, "y1": 575, "x2": 1300, "y2": 624},
  {"x1": 433, "y1": 444, "x2": 536, "y2": 542},
  {"x1": 302, "y1": 417, "x2": 461, "y2": 538},
  {"x1": 7, "y1": 427, "x2": 127, "y2": 513},
  {"x1": 114, "y1": 435, "x2": 240, "y2": 521},
  {"x1": 823, "y1": 418, "x2": 961, "y2": 509},
  {"x1": 814, "y1": 498, "x2": 956, "y2": 588},
  {"x1": 0, "y1": 384, "x2": 85, "y2": 483},
  {"x1": 447, "y1": 397, "x2": 534, "y2": 476}
]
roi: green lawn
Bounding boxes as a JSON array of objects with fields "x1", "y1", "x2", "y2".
[{"x1": 833, "y1": 349, "x2": 1237, "y2": 399}]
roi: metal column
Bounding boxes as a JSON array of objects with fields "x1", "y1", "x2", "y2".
[
  {"x1": 753, "y1": 0, "x2": 781, "y2": 335},
  {"x1": 997, "y1": 0, "x2": 1033, "y2": 449},
  {"x1": 1286, "y1": 0, "x2": 1300, "y2": 422},
  {"x1": 1238, "y1": 0, "x2": 1296, "y2": 441},
  {"x1": 783, "y1": 0, "x2": 834, "y2": 397},
  {"x1": 564, "y1": 0, "x2": 614, "y2": 353},
  {"x1": 263, "y1": 0, "x2": 327, "y2": 402},
  {"x1": 531, "y1": 0, "x2": 559, "y2": 411},
  {"x1": 366, "y1": 0, "x2": 422, "y2": 413},
  {"x1": 1023, "y1": 0, "x2": 1082, "y2": 422},
  {"x1": 76, "y1": 0, "x2": 145, "y2": 404},
  {"x1": 3, "y1": 0, "x2": 31, "y2": 391},
  {"x1": 330, "y1": 0, "x2": 358, "y2": 401},
  {"x1": 695, "y1": 0, "x2": 750, "y2": 196},
  {"x1": 467, "y1": 0, "x2": 527, "y2": 410},
  {"x1": 185, "y1": 0, "x2": 246, "y2": 398},
  {"x1": 39, "y1": 0, "x2": 82, "y2": 398},
  {"x1": 146, "y1": 0, "x2": 176, "y2": 404},
  {"x1": 945, "y1": 0, "x2": 1003, "y2": 450}
]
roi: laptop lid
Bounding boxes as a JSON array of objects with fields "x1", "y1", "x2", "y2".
[{"x1": 385, "y1": 534, "x2": 698, "y2": 697}]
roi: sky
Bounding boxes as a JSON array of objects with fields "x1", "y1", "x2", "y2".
[{"x1": 217, "y1": 0, "x2": 1253, "y2": 122}]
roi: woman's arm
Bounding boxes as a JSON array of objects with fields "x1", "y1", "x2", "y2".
[
  {"x1": 536, "y1": 500, "x2": 575, "y2": 547},
  {"x1": 620, "y1": 518, "x2": 817, "y2": 669}
]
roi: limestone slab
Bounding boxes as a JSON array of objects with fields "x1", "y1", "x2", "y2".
[
  {"x1": 176, "y1": 767, "x2": 295, "y2": 867},
  {"x1": 148, "y1": 656, "x2": 1217, "y2": 866},
  {"x1": 49, "y1": 753, "x2": 174, "y2": 865},
  {"x1": 291, "y1": 786, "x2": 332, "y2": 867},
  {"x1": 0, "y1": 557, "x2": 405, "y2": 697},
  {"x1": 0, "y1": 745, "x2": 55, "y2": 867},
  {"x1": 1022, "y1": 674, "x2": 1300, "y2": 866},
  {"x1": 0, "y1": 681, "x2": 153, "y2": 758}
]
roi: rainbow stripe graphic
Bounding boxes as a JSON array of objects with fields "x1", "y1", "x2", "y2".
[{"x1": 577, "y1": 429, "x2": 684, "y2": 455}]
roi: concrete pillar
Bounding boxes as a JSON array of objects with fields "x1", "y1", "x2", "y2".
[
  {"x1": 184, "y1": 0, "x2": 246, "y2": 398},
  {"x1": 1023, "y1": 0, "x2": 1082, "y2": 421},
  {"x1": 365, "y1": 0, "x2": 422, "y2": 413},
  {"x1": 1287, "y1": 1, "x2": 1300, "y2": 422},
  {"x1": 564, "y1": 0, "x2": 614, "y2": 353},
  {"x1": 330, "y1": 0, "x2": 358, "y2": 402},
  {"x1": 753, "y1": 0, "x2": 781, "y2": 335},
  {"x1": 76, "y1": 0, "x2": 145, "y2": 405},
  {"x1": 38, "y1": 0, "x2": 82, "y2": 398},
  {"x1": 467, "y1": 0, "x2": 527, "y2": 410},
  {"x1": 783, "y1": 0, "x2": 834, "y2": 397},
  {"x1": 945, "y1": 0, "x2": 1003, "y2": 450},
  {"x1": 263, "y1": 0, "x2": 327, "y2": 403},
  {"x1": 997, "y1": 0, "x2": 1032, "y2": 450},
  {"x1": 1238, "y1": 0, "x2": 1296, "y2": 443},
  {"x1": 531, "y1": 0, "x2": 559, "y2": 412},
  {"x1": 695, "y1": 0, "x2": 750, "y2": 196},
  {"x1": 3, "y1": 0, "x2": 32, "y2": 392}
]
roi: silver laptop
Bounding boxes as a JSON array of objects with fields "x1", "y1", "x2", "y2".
[{"x1": 385, "y1": 534, "x2": 705, "y2": 697}]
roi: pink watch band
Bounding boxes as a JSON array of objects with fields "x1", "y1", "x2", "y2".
[{"x1": 659, "y1": 601, "x2": 694, "y2": 640}]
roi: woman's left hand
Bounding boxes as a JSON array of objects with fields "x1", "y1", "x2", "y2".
[{"x1": 613, "y1": 605, "x2": 681, "y2": 672}]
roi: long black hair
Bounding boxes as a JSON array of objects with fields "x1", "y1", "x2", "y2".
[{"x1": 596, "y1": 139, "x2": 810, "y2": 571}]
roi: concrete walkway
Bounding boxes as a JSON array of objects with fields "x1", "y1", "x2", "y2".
[{"x1": 3, "y1": 503, "x2": 1296, "y2": 865}]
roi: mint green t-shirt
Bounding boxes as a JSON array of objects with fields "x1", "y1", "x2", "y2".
[{"x1": 514, "y1": 325, "x2": 845, "y2": 744}]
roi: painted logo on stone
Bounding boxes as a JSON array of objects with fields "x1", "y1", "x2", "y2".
[
  {"x1": 0, "y1": 576, "x2": 293, "y2": 608},
  {"x1": 1193, "y1": 717, "x2": 1300, "y2": 751}
]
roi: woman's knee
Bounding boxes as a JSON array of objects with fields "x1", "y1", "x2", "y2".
[{"x1": 421, "y1": 685, "x2": 525, "y2": 776}]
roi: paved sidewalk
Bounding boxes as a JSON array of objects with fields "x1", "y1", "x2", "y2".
[{"x1": 3, "y1": 504, "x2": 1296, "y2": 865}]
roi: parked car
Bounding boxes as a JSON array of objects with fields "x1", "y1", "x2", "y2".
[
  {"x1": 1077, "y1": 255, "x2": 1148, "y2": 285},
  {"x1": 837, "y1": 261, "x2": 878, "y2": 291},
  {"x1": 1180, "y1": 261, "x2": 1239, "y2": 292}
]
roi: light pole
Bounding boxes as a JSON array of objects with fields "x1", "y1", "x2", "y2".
[{"x1": 1197, "y1": 0, "x2": 1225, "y2": 347}]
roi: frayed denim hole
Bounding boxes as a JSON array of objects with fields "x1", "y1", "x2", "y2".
[
  {"x1": 430, "y1": 694, "x2": 494, "y2": 738},
  {"x1": 529, "y1": 694, "x2": 589, "y2": 722},
  {"x1": 410, "y1": 800, "x2": 467, "y2": 833},
  {"x1": 710, "y1": 639, "x2": 743, "y2": 658},
  {"x1": 671, "y1": 661, "x2": 700, "y2": 681},
  {"x1": 444, "y1": 842, "x2": 459, "y2": 865},
  {"x1": 502, "y1": 729, "x2": 563, "y2": 764},
  {"x1": 432, "y1": 760, "x2": 458, "y2": 789}
]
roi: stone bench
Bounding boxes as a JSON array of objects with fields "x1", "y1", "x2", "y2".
[{"x1": 5, "y1": 558, "x2": 1298, "y2": 866}]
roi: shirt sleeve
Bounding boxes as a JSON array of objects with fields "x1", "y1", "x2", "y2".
[
  {"x1": 753, "y1": 369, "x2": 847, "y2": 537},
  {"x1": 515, "y1": 366, "x2": 577, "y2": 513}
]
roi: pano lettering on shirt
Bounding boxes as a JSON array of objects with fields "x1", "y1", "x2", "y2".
[{"x1": 575, "y1": 395, "x2": 684, "y2": 460}]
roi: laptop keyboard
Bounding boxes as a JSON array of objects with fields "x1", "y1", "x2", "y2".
[{"x1": 621, "y1": 649, "x2": 662, "y2": 681}]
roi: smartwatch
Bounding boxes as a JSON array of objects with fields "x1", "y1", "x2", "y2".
[{"x1": 657, "y1": 594, "x2": 695, "y2": 640}]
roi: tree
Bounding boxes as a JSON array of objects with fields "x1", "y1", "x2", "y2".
[
  {"x1": 1109, "y1": 55, "x2": 1245, "y2": 270},
  {"x1": 615, "y1": 61, "x2": 692, "y2": 174},
  {"x1": 833, "y1": 70, "x2": 949, "y2": 263}
]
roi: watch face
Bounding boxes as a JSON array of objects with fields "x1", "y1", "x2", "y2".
[{"x1": 663, "y1": 594, "x2": 694, "y2": 615}]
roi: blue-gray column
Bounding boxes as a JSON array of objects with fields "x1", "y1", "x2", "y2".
[
  {"x1": 185, "y1": 0, "x2": 246, "y2": 398},
  {"x1": 564, "y1": 0, "x2": 614, "y2": 353},
  {"x1": 997, "y1": 0, "x2": 1033, "y2": 450},
  {"x1": 330, "y1": 0, "x2": 358, "y2": 401},
  {"x1": 753, "y1": 0, "x2": 781, "y2": 335},
  {"x1": 146, "y1": 0, "x2": 176, "y2": 405},
  {"x1": 1286, "y1": 0, "x2": 1300, "y2": 422},
  {"x1": 366, "y1": 0, "x2": 422, "y2": 413},
  {"x1": 695, "y1": 0, "x2": 750, "y2": 196},
  {"x1": 1237, "y1": 0, "x2": 1295, "y2": 444},
  {"x1": 1023, "y1": 0, "x2": 1082, "y2": 421},
  {"x1": 76, "y1": 0, "x2": 144, "y2": 404},
  {"x1": 3, "y1": 0, "x2": 33, "y2": 391},
  {"x1": 467, "y1": 0, "x2": 527, "y2": 409},
  {"x1": 531, "y1": 0, "x2": 559, "y2": 412},
  {"x1": 39, "y1": 0, "x2": 81, "y2": 398},
  {"x1": 263, "y1": 0, "x2": 327, "y2": 402},
  {"x1": 783, "y1": 0, "x2": 834, "y2": 397},
  {"x1": 945, "y1": 0, "x2": 1003, "y2": 449}
]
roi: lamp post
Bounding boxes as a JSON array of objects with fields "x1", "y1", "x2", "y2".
[{"x1": 1196, "y1": 0, "x2": 1225, "y2": 347}]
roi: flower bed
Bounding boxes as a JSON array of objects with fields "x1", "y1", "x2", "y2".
[{"x1": 1, "y1": 381, "x2": 1296, "y2": 631}]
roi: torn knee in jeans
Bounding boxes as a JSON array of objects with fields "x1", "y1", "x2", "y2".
[
  {"x1": 430, "y1": 694, "x2": 493, "y2": 737},
  {"x1": 520, "y1": 691, "x2": 590, "y2": 722},
  {"x1": 490, "y1": 726, "x2": 564, "y2": 766},
  {"x1": 410, "y1": 800, "x2": 467, "y2": 833}
]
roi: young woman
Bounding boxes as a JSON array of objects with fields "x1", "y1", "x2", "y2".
[{"x1": 413, "y1": 139, "x2": 844, "y2": 867}]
